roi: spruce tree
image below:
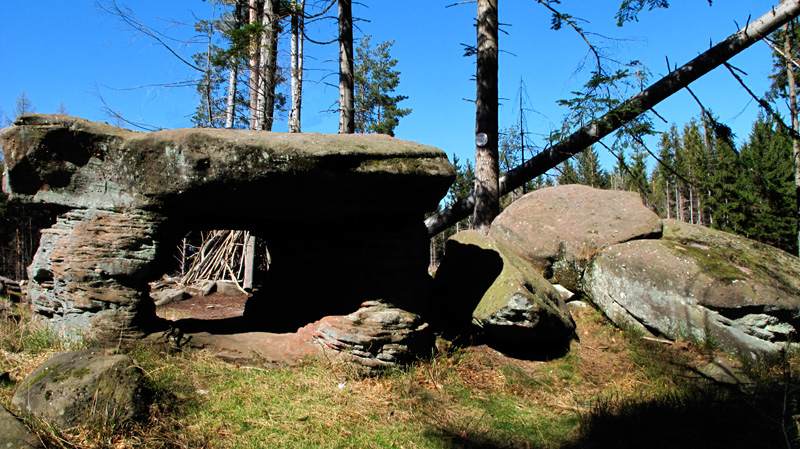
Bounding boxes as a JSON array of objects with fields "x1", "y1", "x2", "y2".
[
  {"x1": 740, "y1": 115, "x2": 798, "y2": 253},
  {"x1": 652, "y1": 124, "x2": 680, "y2": 219},
  {"x1": 557, "y1": 159, "x2": 580, "y2": 185},
  {"x1": 353, "y1": 35, "x2": 411, "y2": 137},
  {"x1": 575, "y1": 146, "x2": 609, "y2": 189}
]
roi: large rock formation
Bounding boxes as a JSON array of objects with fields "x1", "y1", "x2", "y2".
[
  {"x1": 433, "y1": 231, "x2": 576, "y2": 357},
  {"x1": 429, "y1": 185, "x2": 800, "y2": 359},
  {"x1": 1, "y1": 114, "x2": 454, "y2": 339},
  {"x1": 584, "y1": 220, "x2": 800, "y2": 359},
  {"x1": 490, "y1": 184, "x2": 663, "y2": 292}
]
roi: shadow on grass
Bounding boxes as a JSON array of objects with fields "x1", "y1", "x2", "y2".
[
  {"x1": 419, "y1": 380, "x2": 798, "y2": 449},
  {"x1": 561, "y1": 382, "x2": 799, "y2": 449}
]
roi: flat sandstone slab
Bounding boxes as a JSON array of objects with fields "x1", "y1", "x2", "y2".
[{"x1": 1, "y1": 114, "x2": 454, "y2": 218}]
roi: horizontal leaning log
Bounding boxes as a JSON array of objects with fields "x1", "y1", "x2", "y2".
[{"x1": 425, "y1": 0, "x2": 800, "y2": 236}]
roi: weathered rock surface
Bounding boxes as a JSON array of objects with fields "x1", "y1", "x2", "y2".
[
  {"x1": 215, "y1": 280, "x2": 242, "y2": 296},
  {"x1": 188, "y1": 301, "x2": 434, "y2": 371},
  {"x1": 150, "y1": 288, "x2": 188, "y2": 306},
  {"x1": 0, "y1": 405, "x2": 44, "y2": 449},
  {"x1": 433, "y1": 231, "x2": 575, "y2": 357},
  {"x1": 584, "y1": 220, "x2": 800, "y2": 359},
  {"x1": 2, "y1": 114, "x2": 453, "y2": 338},
  {"x1": 184, "y1": 280, "x2": 216, "y2": 297},
  {"x1": 25, "y1": 208, "x2": 161, "y2": 341},
  {"x1": 298, "y1": 300, "x2": 435, "y2": 370},
  {"x1": 12, "y1": 349, "x2": 151, "y2": 430},
  {"x1": 490, "y1": 185, "x2": 662, "y2": 291}
]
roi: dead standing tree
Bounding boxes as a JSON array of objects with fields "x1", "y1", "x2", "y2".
[
  {"x1": 426, "y1": 0, "x2": 800, "y2": 236},
  {"x1": 338, "y1": 0, "x2": 355, "y2": 133},
  {"x1": 473, "y1": 0, "x2": 499, "y2": 234}
]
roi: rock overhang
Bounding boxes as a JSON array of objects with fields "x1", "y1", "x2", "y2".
[
  {"x1": 3, "y1": 114, "x2": 455, "y2": 341},
  {"x1": 1, "y1": 114, "x2": 455, "y2": 224}
]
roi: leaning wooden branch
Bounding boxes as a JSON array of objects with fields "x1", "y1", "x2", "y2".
[{"x1": 425, "y1": 0, "x2": 800, "y2": 236}]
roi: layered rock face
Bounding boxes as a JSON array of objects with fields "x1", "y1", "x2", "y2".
[
  {"x1": 482, "y1": 185, "x2": 800, "y2": 359},
  {"x1": 26, "y1": 209, "x2": 161, "y2": 340},
  {"x1": 2, "y1": 114, "x2": 454, "y2": 339},
  {"x1": 584, "y1": 220, "x2": 800, "y2": 358}
]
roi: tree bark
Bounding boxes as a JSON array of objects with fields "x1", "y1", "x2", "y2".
[
  {"x1": 425, "y1": 0, "x2": 800, "y2": 236},
  {"x1": 473, "y1": 0, "x2": 499, "y2": 234},
  {"x1": 338, "y1": 0, "x2": 355, "y2": 133},
  {"x1": 784, "y1": 16, "x2": 800, "y2": 256},
  {"x1": 255, "y1": 0, "x2": 279, "y2": 131},
  {"x1": 248, "y1": 0, "x2": 262, "y2": 130},
  {"x1": 225, "y1": 67, "x2": 238, "y2": 129},
  {"x1": 289, "y1": 0, "x2": 305, "y2": 133}
]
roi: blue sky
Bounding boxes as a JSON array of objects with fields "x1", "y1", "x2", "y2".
[{"x1": 0, "y1": 0, "x2": 784, "y2": 173}]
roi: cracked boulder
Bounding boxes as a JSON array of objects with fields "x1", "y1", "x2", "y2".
[
  {"x1": 296, "y1": 300, "x2": 435, "y2": 371},
  {"x1": 490, "y1": 185, "x2": 663, "y2": 292},
  {"x1": 433, "y1": 231, "x2": 575, "y2": 357},
  {"x1": 584, "y1": 219, "x2": 800, "y2": 359}
]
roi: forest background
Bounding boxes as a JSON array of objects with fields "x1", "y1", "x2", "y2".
[{"x1": 0, "y1": 0, "x2": 796, "y2": 275}]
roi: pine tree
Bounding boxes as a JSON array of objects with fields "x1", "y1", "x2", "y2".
[
  {"x1": 652, "y1": 124, "x2": 680, "y2": 219},
  {"x1": 680, "y1": 119, "x2": 707, "y2": 224},
  {"x1": 557, "y1": 159, "x2": 580, "y2": 185},
  {"x1": 740, "y1": 115, "x2": 798, "y2": 253},
  {"x1": 611, "y1": 149, "x2": 629, "y2": 191},
  {"x1": 628, "y1": 145, "x2": 652, "y2": 200},
  {"x1": 767, "y1": 15, "x2": 800, "y2": 256},
  {"x1": 575, "y1": 146, "x2": 609, "y2": 188},
  {"x1": 706, "y1": 122, "x2": 745, "y2": 234},
  {"x1": 353, "y1": 35, "x2": 411, "y2": 137}
]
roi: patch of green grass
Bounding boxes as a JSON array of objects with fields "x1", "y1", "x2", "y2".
[
  {"x1": 0, "y1": 305, "x2": 84, "y2": 354},
  {"x1": 3, "y1": 299, "x2": 798, "y2": 448}
]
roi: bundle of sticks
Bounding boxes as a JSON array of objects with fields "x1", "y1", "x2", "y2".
[{"x1": 179, "y1": 230, "x2": 251, "y2": 289}]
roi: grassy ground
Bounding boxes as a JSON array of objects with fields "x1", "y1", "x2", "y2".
[{"x1": 1, "y1": 298, "x2": 798, "y2": 448}]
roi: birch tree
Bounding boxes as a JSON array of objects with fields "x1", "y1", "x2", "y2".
[{"x1": 289, "y1": 0, "x2": 306, "y2": 133}]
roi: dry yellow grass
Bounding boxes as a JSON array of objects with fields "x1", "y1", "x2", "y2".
[{"x1": 1, "y1": 300, "x2": 797, "y2": 448}]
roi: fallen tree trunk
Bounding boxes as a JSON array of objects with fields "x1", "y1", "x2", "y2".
[{"x1": 426, "y1": 0, "x2": 800, "y2": 236}]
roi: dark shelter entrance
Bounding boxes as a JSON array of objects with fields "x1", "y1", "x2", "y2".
[{"x1": 1, "y1": 114, "x2": 454, "y2": 342}]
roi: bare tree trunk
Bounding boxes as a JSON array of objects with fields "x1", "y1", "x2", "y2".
[
  {"x1": 785, "y1": 16, "x2": 800, "y2": 256},
  {"x1": 248, "y1": 0, "x2": 262, "y2": 130},
  {"x1": 255, "y1": 0, "x2": 279, "y2": 131},
  {"x1": 264, "y1": 0, "x2": 280, "y2": 131},
  {"x1": 289, "y1": 0, "x2": 305, "y2": 133},
  {"x1": 425, "y1": 0, "x2": 800, "y2": 236},
  {"x1": 473, "y1": 0, "x2": 499, "y2": 235},
  {"x1": 205, "y1": 3, "x2": 216, "y2": 128},
  {"x1": 338, "y1": 0, "x2": 354, "y2": 133},
  {"x1": 665, "y1": 185, "x2": 671, "y2": 219},
  {"x1": 225, "y1": 67, "x2": 238, "y2": 129}
]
